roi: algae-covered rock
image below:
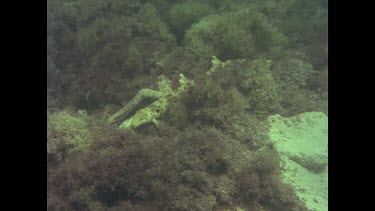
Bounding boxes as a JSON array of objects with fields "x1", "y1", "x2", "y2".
[
  {"x1": 183, "y1": 5, "x2": 287, "y2": 60},
  {"x1": 48, "y1": 111, "x2": 92, "y2": 159},
  {"x1": 166, "y1": 0, "x2": 215, "y2": 44},
  {"x1": 195, "y1": 57, "x2": 280, "y2": 118},
  {"x1": 272, "y1": 58, "x2": 314, "y2": 92},
  {"x1": 268, "y1": 112, "x2": 328, "y2": 211}
]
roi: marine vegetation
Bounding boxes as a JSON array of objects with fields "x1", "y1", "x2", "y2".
[{"x1": 47, "y1": 0, "x2": 328, "y2": 210}]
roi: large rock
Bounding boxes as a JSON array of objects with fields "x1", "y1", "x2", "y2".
[
  {"x1": 268, "y1": 112, "x2": 328, "y2": 173},
  {"x1": 268, "y1": 112, "x2": 328, "y2": 211}
]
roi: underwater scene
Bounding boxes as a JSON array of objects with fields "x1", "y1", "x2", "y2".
[{"x1": 47, "y1": 0, "x2": 328, "y2": 210}]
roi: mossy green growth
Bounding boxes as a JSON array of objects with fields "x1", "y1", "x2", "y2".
[
  {"x1": 272, "y1": 58, "x2": 314, "y2": 91},
  {"x1": 48, "y1": 111, "x2": 92, "y2": 153},
  {"x1": 62, "y1": 0, "x2": 140, "y2": 28},
  {"x1": 194, "y1": 56, "x2": 280, "y2": 120},
  {"x1": 183, "y1": 14, "x2": 255, "y2": 60},
  {"x1": 242, "y1": 59, "x2": 280, "y2": 114},
  {"x1": 165, "y1": 0, "x2": 215, "y2": 44},
  {"x1": 183, "y1": 5, "x2": 287, "y2": 60}
]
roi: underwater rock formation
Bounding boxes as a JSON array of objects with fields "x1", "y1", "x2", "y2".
[{"x1": 268, "y1": 112, "x2": 328, "y2": 211}]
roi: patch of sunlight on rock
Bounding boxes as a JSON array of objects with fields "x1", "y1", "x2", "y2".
[{"x1": 268, "y1": 112, "x2": 328, "y2": 211}]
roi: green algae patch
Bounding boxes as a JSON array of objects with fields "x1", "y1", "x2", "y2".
[
  {"x1": 48, "y1": 111, "x2": 93, "y2": 154},
  {"x1": 268, "y1": 112, "x2": 328, "y2": 211}
]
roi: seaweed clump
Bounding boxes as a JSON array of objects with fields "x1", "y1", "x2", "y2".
[
  {"x1": 164, "y1": 0, "x2": 216, "y2": 45},
  {"x1": 49, "y1": 0, "x2": 177, "y2": 110},
  {"x1": 47, "y1": 110, "x2": 92, "y2": 166},
  {"x1": 193, "y1": 58, "x2": 280, "y2": 121},
  {"x1": 183, "y1": 4, "x2": 287, "y2": 60},
  {"x1": 48, "y1": 122, "x2": 306, "y2": 210}
]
